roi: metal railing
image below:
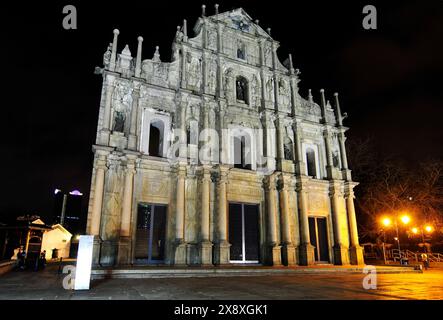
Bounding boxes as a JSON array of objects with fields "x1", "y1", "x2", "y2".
[
  {"x1": 389, "y1": 249, "x2": 443, "y2": 263},
  {"x1": 428, "y1": 252, "x2": 443, "y2": 262}
]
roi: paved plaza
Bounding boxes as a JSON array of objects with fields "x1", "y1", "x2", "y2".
[{"x1": 0, "y1": 263, "x2": 441, "y2": 300}]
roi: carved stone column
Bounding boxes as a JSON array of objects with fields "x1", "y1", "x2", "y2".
[
  {"x1": 216, "y1": 23, "x2": 224, "y2": 98},
  {"x1": 338, "y1": 130, "x2": 352, "y2": 181},
  {"x1": 117, "y1": 154, "x2": 137, "y2": 265},
  {"x1": 89, "y1": 147, "x2": 111, "y2": 266},
  {"x1": 293, "y1": 120, "x2": 306, "y2": 175},
  {"x1": 346, "y1": 184, "x2": 364, "y2": 265},
  {"x1": 199, "y1": 166, "x2": 213, "y2": 265},
  {"x1": 214, "y1": 167, "x2": 230, "y2": 265},
  {"x1": 297, "y1": 178, "x2": 315, "y2": 265},
  {"x1": 330, "y1": 183, "x2": 350, "y2": 265},
  {"x1": 128, "y1": 85, "x2": 140, "y2": 150},
  {"x1": 179, "y1": 98, "x2": 188, "y2": 159},
  {"x1": 99, "y1": 75, "x2": 115, "y2": 145},
  {"x1": 266, "y1": 174, "x2": 282, "y2": 266},
  {"x1": 174, "y1": 166, "x2": 187, "y2": 265},
  {"x1": 323, "y1": 129, "x2": 334, "y2": 179},
  {"x1": 89, "y1": 150, "x2": 108, "y2": 236},
  {"x1": 279, "y1": 175, "x2": 296, "y2": 266}
]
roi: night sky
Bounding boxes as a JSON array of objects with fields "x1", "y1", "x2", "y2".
[{"x1": 1, "y1": 1, "x2": 442, "y2": 224}]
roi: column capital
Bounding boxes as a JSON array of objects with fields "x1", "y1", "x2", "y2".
[
  {"x1": 176, "y1": 165, "x2": 187, "y2": 178},
  {"x1": 277, "y1": 173, "x2": 293, "y2": 191},
  {"x1": 264, "y1": 174, "x2": 278, "y2": 190},
  {"x1": 124, "y1": 159, "x2": 136, "y2": 174},
  {"x1": 217, "y1": 170, "x2": 229, "y2": 185},
  {"x1": 201, "y1": 171, "x2": 212, "y2": 183}
]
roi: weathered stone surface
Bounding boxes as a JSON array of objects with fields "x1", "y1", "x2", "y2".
[{"x1": 86, "y1": 7, "x2": 362, "y2": 269}]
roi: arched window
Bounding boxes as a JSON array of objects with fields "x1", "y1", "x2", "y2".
[
  {"x1": 234, "y1": 134, "x2": 251, "y2": 170},
  {"x1": 149, "y1": 120, "x2": 164, "y2": 157},
  {"x1": 236, "y1": 76, "x2": 248, "y2": 104},
  {"x1": 306, "y1": 148, "x2": 317, "y2": 177}
]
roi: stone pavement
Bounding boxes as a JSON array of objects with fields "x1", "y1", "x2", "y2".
[{"x1": 0, "y1": 263, "x2": 441, "y2": 300}]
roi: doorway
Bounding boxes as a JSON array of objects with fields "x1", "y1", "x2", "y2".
[
  {"x1": 308, "y1": 216, "x2": 330, "y2": 263},
  {"x1": 134, "y1": 203, "x2": 167, "y2": 264},
  {"x1": 228, "y1": 203, "x2": 260, "y2": 263}
]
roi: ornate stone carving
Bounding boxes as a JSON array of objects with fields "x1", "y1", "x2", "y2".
[
  {"x1": 112, "y1": 82, "x2": 133, "y2": 113},
  {"x1": 266, "y1": 77, "x2": 274, "y2": 102},
  {"x1": 186, "y1": 53, "x2": 202, "y2": 89},
  {"x1": 207, "y1": 58, "x2": 217, "y2": 94},
  {"x1": 103, "y1": 43, "x2": 112, "y2": 67},
  {"x1": 251, "y1": 74, "x2": 261, "y2": 107},
  {"x1": 278, "y1": 78, "x2": 290, "y2": 106},
  {"x1": 207, "y1": 29, "x2": 217, "y2": 50}
]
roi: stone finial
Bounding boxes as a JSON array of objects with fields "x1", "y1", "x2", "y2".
[
  {"x1": 118, "y1": 44, "x2": 133, "y2": 72},
  {"x1": 255, "y1": 19, "x2": 259, "y2": 25},
  {"x1": 320, "y1": 89, "x2": 326, "y2": 108},
  {"x1": 153, "y1": 46, "x2": 161, "y2": 62},
  {"x1": 267, "y1": 27, "x2": 271, "y2": 36},
  {"x1": 334, "y1": 92, "x2": 344, "y2": 126},
  {"x1": 183, "y1": 19, "x2": 188, "y2": 39},
  {"x1": 135, "y1": 36, "x2": 143, "y2": 77},
  {"x1": 308, "y1": 89, "x2": 313, "y2": 103},
  {"x1": 288, "y1": 54, "x2": 294, "y2": 69},
  {"x1": 110, "y1": 28, "x2": 120, "y2": 71},
  {"x1": 215, "y1": 4, "x2": 219, "y2": 14},
  {"x1": 202, "y1": 4, "x2": 206, "y2": 17},
  {"x1": 121, "y1": 44, "x2": 131, "y2": 56}
]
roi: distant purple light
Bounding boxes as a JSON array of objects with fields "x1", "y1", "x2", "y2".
[{"x1": 69, "y1": 190, "x2": 83, "y2": 196}]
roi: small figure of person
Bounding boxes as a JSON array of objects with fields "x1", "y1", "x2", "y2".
[
  {"x1": 18, "y1": 248, "x2": 26, "y2": 270},
  {"x1": 421, "y1": 253, "x2": 430, "y2": 270},
  {"x1": 39, "y1": 251, "x2": 46, "y2": 270}
]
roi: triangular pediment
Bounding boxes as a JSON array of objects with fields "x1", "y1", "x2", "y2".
[{"x1": 210, "y1": 8, "x2": 271, "y2": 38}]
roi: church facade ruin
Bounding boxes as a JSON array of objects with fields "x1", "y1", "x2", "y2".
[{"x1": 86, "y1": 6, "x2": 364, "y2": 267}]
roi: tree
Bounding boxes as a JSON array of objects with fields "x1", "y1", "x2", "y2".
[{"x1": 347, "y1": 137, "x2": 443, "y2": 244}]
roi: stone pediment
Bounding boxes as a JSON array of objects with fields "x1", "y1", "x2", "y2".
[{"x1": 209, "y1": 8, "x2": 271, "y2": 38}]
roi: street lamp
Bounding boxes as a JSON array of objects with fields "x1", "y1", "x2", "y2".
[
  {"x1": 400, "y1": 215, "x2": 411, "y2": 225},
  {"x1": 380, "y1": 217, "x2": 392, "y2": 264},
  {"x1": 380, "y1": 213, "x2": 411, "y2": 262},
  {"x1": 54, "y1": 189, "x2": 82, "y2": 226},
  {"x1": 411, "y1": 225, "x2": 434, "y2": 253}
]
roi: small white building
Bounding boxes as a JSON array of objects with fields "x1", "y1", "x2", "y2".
[{"x1": 40, "y1": 223, "x2": 72, "y2": 260}]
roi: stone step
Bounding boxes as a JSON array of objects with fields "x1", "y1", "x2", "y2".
[{"x1": 91, "y1": 265, "x2": 421, "y2": 279}]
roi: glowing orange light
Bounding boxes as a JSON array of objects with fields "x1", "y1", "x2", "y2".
[
  {"x1": 400, "y1": 215, "x2": 411, "y2": 225},
  {"x1": 425, "y1": 226, "x2": 433, "y2": 233},
  {"x1": 382, "y1": 217, "x2": 391, "y2": 227},
  {"x1": 411, "y1": 227, "x2": 418, "y2": 234}
]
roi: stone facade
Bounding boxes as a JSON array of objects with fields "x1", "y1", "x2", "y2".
[{"x1": 86, "y1": 7, "x2": 364, "y2": 267}]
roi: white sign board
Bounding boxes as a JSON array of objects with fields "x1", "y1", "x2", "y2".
[{"x1": 74, "y1": 235, "x2": 94, "y2": 290}]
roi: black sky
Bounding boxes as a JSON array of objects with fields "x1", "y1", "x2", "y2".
[{"x1": 1, "y1": 0, "x2": 442, "y2": 223}]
